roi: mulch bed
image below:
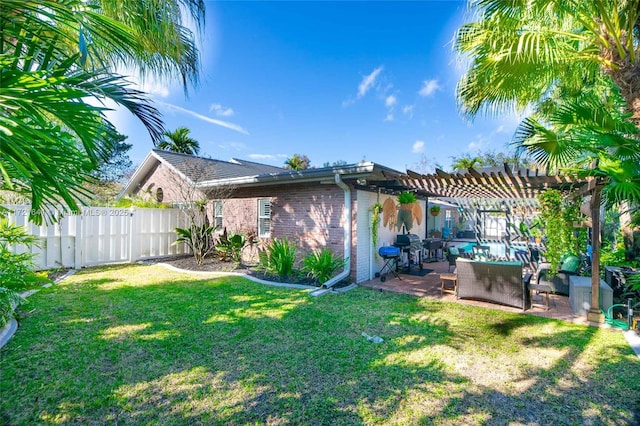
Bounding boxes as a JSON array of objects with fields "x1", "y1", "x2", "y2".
[{"x1": 147, "y1": 255, "x2": 323, "y2": 286}]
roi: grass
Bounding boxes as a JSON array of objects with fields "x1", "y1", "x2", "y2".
[{"x1": 1, "y1": 264, "x2": 639, "y2": 425}]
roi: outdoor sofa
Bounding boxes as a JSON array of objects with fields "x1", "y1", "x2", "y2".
[{"x1": 456, "y1": 258, "x2": 532, "y2": 310}]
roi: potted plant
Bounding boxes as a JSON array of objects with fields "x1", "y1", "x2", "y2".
[
  {"x1": 397, "y1": 191, "x2": 417, "y2": 232},
  {"x1": 429, "y1": 204, "x2": 441, "y2": 216}
]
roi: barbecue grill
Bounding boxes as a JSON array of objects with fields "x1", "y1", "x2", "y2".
[
  {"x1": 394, "y1": 234, "x2": 423, "y2": 271},
  {"x1": 376, "y1": 246, "x2": 401, "y2": 282}
]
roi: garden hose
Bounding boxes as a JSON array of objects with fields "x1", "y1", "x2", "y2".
[{"x1": 601, "y1": 304, "x2": 629, "y2": 330}]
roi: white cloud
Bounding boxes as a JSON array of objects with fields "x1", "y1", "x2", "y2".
[
  {"x1": 402, "y1": 105, "x2": 414, "y2": 118},
  {"x1": 385, "y1": 95, "x2": 397, "y2": 107},
  {"x1": 494, "y1": 124, "x2": 505, "y2": 134},
  {"x1": 412, "y1": 140, "x2": 425, "y2": 154},
  {"x1": 157, "y1": 101, "x2": 249, "y2": 135},
  {"x1": 209, "y1": 103, "x2": 235, "y2": 117},
  {"x1": 358, "y1": 66, "x2": 383, "y2": 98},
  {"x1": 384, "y1": 113, "x2": 394, "y2": 122},
  {"x1": 418, "y1": 79, "x2": 440, "y2": 97}
]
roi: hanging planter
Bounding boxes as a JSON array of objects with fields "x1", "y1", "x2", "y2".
[
  {"x1": 397, "y1": 192, "x2": 417, "y2": 232},
  {"x1": 429, "y1": 205, "x2": 441, "y2": 216}
]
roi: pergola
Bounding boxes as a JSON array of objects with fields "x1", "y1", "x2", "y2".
[{"x1": 391, "y1": 164, "x2": 605, "y2": 322}]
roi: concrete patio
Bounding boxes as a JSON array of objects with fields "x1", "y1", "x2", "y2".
[{"x1": 358, "y1": 258, "x2": 590, "y2": 326}]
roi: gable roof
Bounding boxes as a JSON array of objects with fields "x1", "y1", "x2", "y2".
[
  {"x1": 118, "y1": 149, "x2": 287, "y2": 198},
  {"x1": 152, "y1": 149, "x2": 286, "y2": 181}
]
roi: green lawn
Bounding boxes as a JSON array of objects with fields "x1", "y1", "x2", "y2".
[{"x1": 1, "y1": 264, "x2": 639, "y2": 425}]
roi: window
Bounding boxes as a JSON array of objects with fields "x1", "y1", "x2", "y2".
[
  {"x1": 155, "y1": 188, "x2": 163, "y2": 202},
  {"x1": 213, "y1": 200, "x2": 223, "y2": 229},
  {"x1": 258, "y1": 199, "x2": 271, "y2": 238},
  {"x1": 444, "y1": 209, "x2": 453, "y2": 229}
]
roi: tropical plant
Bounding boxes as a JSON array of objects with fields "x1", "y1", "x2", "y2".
[
  {"x1": 158, "y1": 127, "x2": 200, "y2": 155},
  {"x1": 0, "y1": 218, "x2": 53, "y2": 292},
  {"x1": 0, "y1": 217, "x2": 51, "y2": 327},
  {"x1": 259, "y1": 238, "x2": 297, "y2": 278},
  {"x1": 537, "y1": 189, "x2": 586, "y2": 274},
  {"x1": 397, "y1": 191, "x2": 417, "y2": 204},
  {"x1": 215, "y1": 229, "x2": 246, "y2": 263},
  {"x1": 302, "y1": 248, "x2": 347, "y2": 285},
  {"x1": 0, "y1": 287, "x2": 25, "y2": 328},
  {"x1": 513, "y1": 80, "x2": 640, "y2": 208},
  {"x1": 284, "y1": 154, "x2": 311, "y2": 171},
  {"x1": 173, "y1": 221, "x2": 218, "y2": 265},
  {"x1": 455, "y1": 0, "x2": 640, "y2": 125},
  {"x1": 429, "y1": 205, "x2": 441, "y2": 216},
  {"x1": 0, "y1": 0, "x2": 205, "y2": 224},
  {"x1": 450, "y1": 156, "x2": 483, "y2": 171},
  {"x1": 371, "y1": 203, "x2": 382, "y2": 255},
  {"x1": 455, "y1": 0, "x2": 640, "y2": 262}
]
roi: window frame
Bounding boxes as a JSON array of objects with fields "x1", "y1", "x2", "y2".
[
  {"x1": 257, "y1": 199, "x2": 271, "y2": 238},
  {"x1": 212, "y1": 200, "x2": 223, "y2": 231}
]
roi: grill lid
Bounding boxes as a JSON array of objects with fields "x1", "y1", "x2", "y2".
[{"x1": 395, "y1": 234, "x2": 422, "y2": 250}]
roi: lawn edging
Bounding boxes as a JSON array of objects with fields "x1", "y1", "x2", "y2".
[
  {"x1": 0, "y1": 269, "x2": 77, "y2": 350},
  {"x1": 0, "y1": 318, "x2": 18, "y2": 350},
  {"x1": 624, "y1": 330, "x2": 640, "y2": 359},
  {"x1": 153, "y1": 262, "x2": 319, "y2": 290}
]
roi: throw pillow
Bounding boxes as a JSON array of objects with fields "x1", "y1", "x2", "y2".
[{"x1": 560, "y1": 255, "x2": 580, "y2": 273}]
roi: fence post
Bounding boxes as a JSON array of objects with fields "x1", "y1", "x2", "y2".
[
  {"x1": 128, "y1": 207, "x2": 138, "y2": 262},
  {"x1": 74, "y1": 209, "x2": 83, "y2": 269}
]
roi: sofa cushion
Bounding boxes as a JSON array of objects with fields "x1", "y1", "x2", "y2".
[
  {"x1": 560, "y1": 255, "x2": 580, "y2": 274},
  {"x1": 449, "y1": 247, "x2": 459, "y2": 255}
]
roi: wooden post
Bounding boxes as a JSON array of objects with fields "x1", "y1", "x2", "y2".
[{"x1": 587, "y1": 185, "x2": 603, "y2": 323}]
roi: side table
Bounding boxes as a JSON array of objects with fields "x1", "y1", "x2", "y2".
[{"x1": 440, "y1": 273, "x2": 457, "y2": 295}]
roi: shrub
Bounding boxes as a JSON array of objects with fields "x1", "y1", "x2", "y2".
[
  {"x1": 173, "y1": 223, "x2": 217, "y2": 265},
  {"x1": 0, "y1": 218, "x2": 50, "y2": 326},
  {"x1": 302, "y1": 248, "x2": 347, "y2": 285},
  {"x1": 0, "y1": 288, "x2": 25, "y2": 327},
  {"x1": 215, "y1": 228, "x2": 246, "y2": 263},
  {"x1": 0, "y1": 218, "x2": 52, "y2": 291},
  {"x1": 259, "y1": 238, "x2": 297, "y2": 278}
]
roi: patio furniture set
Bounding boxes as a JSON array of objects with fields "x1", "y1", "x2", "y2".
[{"x1": 443, "y1": 249, "x2": 614, "y2": 313}]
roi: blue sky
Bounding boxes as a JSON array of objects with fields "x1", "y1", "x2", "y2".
[{"x1": 111, "y1": 0, "x2": 522, "y2": 173}]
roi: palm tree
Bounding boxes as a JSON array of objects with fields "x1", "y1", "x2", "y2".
[
  {"x1": 450, "y1": 155, "x2": 482, "y2": 171},
  {"x1": 0, "y1": 0, "x2": 205, "y2": 223},
  {"x1": 512, "y1": 78, "x2": 640, "y2": 208},
  {"x1": 158, "y1": 127, "x2": 200, "y2": 155},
  {"x1": 455, "y1": 0, "x2": 640, "y2": 126},
  {"x1": 284, "y1": 154, "x2": 311, "y2": 170}
]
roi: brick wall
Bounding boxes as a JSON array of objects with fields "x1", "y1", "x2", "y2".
[
  {"x1": 132, "y1": 162, "x2": 208, "y2": 204},
  {"x1": 234, "y1": 182, "x2": 359, "y2": 281},
  {"x1": 133, "y1": 166, "x2": 363, "y2": 280}
]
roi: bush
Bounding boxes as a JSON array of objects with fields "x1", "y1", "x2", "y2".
[
  {"x1": 0, "y1": 219, "x2": 52, "y2": 291},
  {"x1": 0, "y1": 287, "x2": 25, "y2": 327},
  {"x1": 259, "y1": 238, "x2": 297, "y2": 278},
  {"x1": 215, "y1": 228, "x2": 246, "y2": 263},
  {"x1": 302, "y1": 248, "x2": 347, "y2": 285},
  {"x1": 173, "y1": 223, "x2": 217, "y2": 265},
  {"x1": 0, "y1": 218, "x2": 50, "y2": 326}
]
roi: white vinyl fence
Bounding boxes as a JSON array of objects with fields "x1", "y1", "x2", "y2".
[{"x1": 3, "y1": 205, "x2": 190, "y2": 270}]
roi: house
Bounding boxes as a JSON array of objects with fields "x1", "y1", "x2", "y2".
[{"x1": 119, "y1": 149, "x2": 437, "y2": 284}]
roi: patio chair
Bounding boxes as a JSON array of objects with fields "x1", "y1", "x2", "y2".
[{"x1": 446, "y1": 247, "x2": 460, "y2": 272}]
